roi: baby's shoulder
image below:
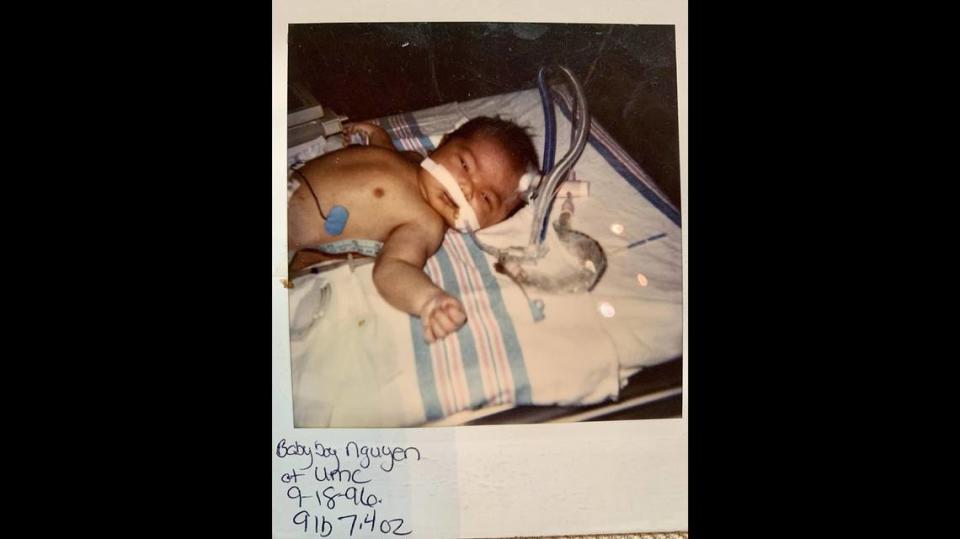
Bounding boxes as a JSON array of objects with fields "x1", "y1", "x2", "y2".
[
  {"x1": 389, "y1": 204, "x2": 447, "y2": 248},
  {"x1": 408, "y1": 202, "x2": 446, "y2": 235}
]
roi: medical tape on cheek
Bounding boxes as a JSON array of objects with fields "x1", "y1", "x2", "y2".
[{"x1": 420, "y1": 157, "x2": 481, "y2": 233}]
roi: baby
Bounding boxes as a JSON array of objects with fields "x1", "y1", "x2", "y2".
[{"x1": 288, "y1": 117, "x2": 539, "y2": 343}]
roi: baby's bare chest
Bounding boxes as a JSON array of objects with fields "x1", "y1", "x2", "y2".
[{"x1": 289, "y1": 163, "x2": 432, "y2": 248}]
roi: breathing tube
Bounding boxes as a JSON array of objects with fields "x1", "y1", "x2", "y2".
[
  {"x1": 538, "y1": 66, "x2": 557, "y2": 176},
  {"x1": 527, "y1": 65, "x2": 590, "y2": 252}
]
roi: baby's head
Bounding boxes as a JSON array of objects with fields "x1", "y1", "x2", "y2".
[{"x1": 419, "y1": 117, "x2": 539, "y2": 231}]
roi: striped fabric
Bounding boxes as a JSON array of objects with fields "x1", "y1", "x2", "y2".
[
  {"x1": 374, "y1": 113, "x2": 531, "y2": 421},
  {"x1": 371, "y1": 93, "x2": 679, "y2": 421},
  {"x1": 553, "y1": 90, "x2": 682, "y2": 226}
]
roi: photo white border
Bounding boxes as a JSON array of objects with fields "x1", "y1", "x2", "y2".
[{"x1": 272, "y1": 1, "x2": 688, "y2": 536}]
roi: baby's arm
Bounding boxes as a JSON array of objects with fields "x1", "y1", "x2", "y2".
[{"x1": 373, "y1": 221, "x2": 466, "y2": 343}]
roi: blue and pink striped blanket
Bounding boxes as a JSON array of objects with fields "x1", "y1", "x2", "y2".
[{"x1": 288, "y1": 89, "x2": 683, "y2": 427}]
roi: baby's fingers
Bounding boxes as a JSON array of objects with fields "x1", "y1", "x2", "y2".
[
  {"x1": 431, "y1": 317, "x2": 457, "y2": 342},
  {"x1": 423, "y1": 322, "x2": 436, "y2": 343},
  {"x1": 431, "y1": 308, "x2": 460, "y2": 335},
  {"x1": 443, "y1": 302, "x2": 467, "y2": 326}
]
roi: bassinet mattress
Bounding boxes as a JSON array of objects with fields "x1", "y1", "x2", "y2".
[{"x1": 287, "y1": 88, "x2": 682, "y2": 428}]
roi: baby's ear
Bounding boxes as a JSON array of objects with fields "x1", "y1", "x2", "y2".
[{"x1": 517, "y1": 167, "x2": 541, "y2": 202}]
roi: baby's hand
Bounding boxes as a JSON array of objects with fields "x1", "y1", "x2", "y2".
[
  {"x1": 419, "y1": 291, "x2": 467, "y2": 343},
  {"x1": 342, "y1": 122, "x2": 390, "y2": 147},
  {"x1": 342, "y1": 122, "x2": 381, "y2": 136}
]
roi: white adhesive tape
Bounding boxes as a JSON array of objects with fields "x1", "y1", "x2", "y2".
[{"x1": 420, "y1": 157, "x2": 481, "y2": 232}]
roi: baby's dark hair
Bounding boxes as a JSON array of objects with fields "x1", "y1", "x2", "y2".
[{"x1": 441, "y1": 116, "x2": 539, "y2": 178}]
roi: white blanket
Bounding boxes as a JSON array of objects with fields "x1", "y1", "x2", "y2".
[{"x1": 287, "y1": 89, "x2": 682, "y2": 427}]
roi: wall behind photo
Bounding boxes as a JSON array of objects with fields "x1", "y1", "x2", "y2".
[{"x1": 288, "y1": 23, "x2": 681, "y2": 209}]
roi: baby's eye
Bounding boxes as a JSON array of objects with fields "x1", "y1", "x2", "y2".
[{"x1": 460, "y1": 158, "x2": 468, "y2": 171}]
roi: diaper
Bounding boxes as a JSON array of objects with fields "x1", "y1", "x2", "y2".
[
  {"x1": 311, "y1": 238, "x2": 384, "y2": 258},
  {"x1": 289, "y1": 239, "x2": 384, "y2": 274}
]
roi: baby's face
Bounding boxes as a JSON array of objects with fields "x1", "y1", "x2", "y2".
[{"x1": 419, "y1": 135, "x2": 522, "y2": 230}]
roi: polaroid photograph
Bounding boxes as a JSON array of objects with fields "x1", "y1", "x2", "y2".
[{"x1": 273, "y1": 2, "x2": 687, "y2": 537}]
